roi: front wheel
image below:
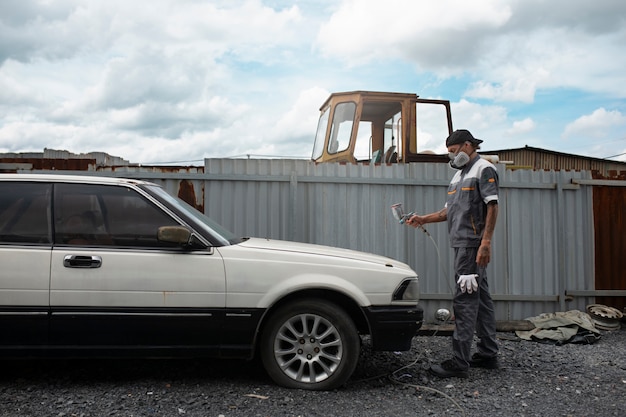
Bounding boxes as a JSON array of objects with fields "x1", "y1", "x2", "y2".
[{"x1": 260, "y1": 299, "x2": 360, "y2": 390}]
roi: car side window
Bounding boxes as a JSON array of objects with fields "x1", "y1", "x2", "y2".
[
  {"x1": 0, "y1": 182, "x2": 52, "y2": 244},
  {"x1": 54, "y1": 183, "x2": 180, "y2": 247}
]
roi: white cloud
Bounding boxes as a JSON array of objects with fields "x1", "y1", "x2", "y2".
[
  {"x1": 479, "y1": 28, "x2": 626, "y2": 100},
  {"x1": 562, "y1": 108, "x2": 626, "y2": 140},
  {"x1": 315, "y1": 0, "x2": 626, "y2": 102},
  {"x1": 465, "y1": 70, "x2": 549, "y2": 103},
  {"x1": 0, "y1": 0, "x2": 315, "y2": 162},
  {"x1": 316, "y1": 0, "x2": 511, "y2": 68},
  {"x1": 453, "y1": 99, "x2": 508, "y2": 131},
  {"x1": 465, "y1": 80, "x2": 534, "y2": 104},
  {"x1": 0, "y1": 0, "x2": 625, "y2": 164},
  {"x1": 0, "y1": 120, "x2": 104, "y2": 153},
  {"x1": 269, "y1": 87, "x2": 329, "y2": 142},
  {"x1": 0, "y1": 62, "x2": 45, "y2": 107},
  {"x1": 507, "y1": 118, "x2": 536, "y2": 135}
]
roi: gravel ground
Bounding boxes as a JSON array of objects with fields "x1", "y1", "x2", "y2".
[{"x1": 0, "y1": 326, "x2": 624, "y2": 417}]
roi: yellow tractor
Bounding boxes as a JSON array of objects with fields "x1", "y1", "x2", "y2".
[{"x1": 311, "y1": 91, "x2": 453, "y2": 164}]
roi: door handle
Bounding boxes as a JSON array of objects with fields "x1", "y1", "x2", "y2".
[{"x1": 63, "y1": 255, "x2": 103, "y2": 268}]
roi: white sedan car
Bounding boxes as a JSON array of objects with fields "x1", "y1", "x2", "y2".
[{"x1": 0, "y1": 174, "x2": 423, "y2": 390}]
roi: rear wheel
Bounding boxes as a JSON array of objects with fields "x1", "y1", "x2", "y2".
[{"x1": 260, "y1": 299, "x2": 360, "y2": 390}]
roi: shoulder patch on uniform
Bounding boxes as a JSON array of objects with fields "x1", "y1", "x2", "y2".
[{"x1": 481, "y1": 168, "x2": 497, "y2": 182}]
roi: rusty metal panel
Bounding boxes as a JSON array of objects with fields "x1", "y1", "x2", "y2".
[
  {"x1": 593, "y1": 183, "x2": 626, "y2": 311},
  {"x1": 0, "y1": 158, "x2": 95, "y2": 172},
  {"x1": 97, "y1": 165, "x2": 206, "y2": 212}
]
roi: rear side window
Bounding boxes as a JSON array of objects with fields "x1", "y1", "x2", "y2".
[
  {"x1": 0, "y1": 182, "x2": 52, "y2": 244},
  {"x1": 54, "y1": 183, "x2": 180, "y2": 247}
]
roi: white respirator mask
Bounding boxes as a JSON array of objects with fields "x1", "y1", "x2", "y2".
[{"x1": 448, "y1": 142, "x2": 471, "y2": 169}]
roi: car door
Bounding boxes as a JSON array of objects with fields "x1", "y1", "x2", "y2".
[
  {"x1": 49, "y1": 182, "x2": 226, "y2": 354},
  {"x1": 0, "y1": 181, "x2": 52, "y2": 346}
]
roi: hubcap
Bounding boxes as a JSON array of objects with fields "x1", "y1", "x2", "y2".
[{"x1": 273, "y1": 313, "x2": 343, "y2": 384}]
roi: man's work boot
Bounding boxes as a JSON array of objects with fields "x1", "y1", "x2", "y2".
[
  {"x1": 429, "y1": 359, "x2": 469, "y2": 378},
  {"x1": 469, "y1": 352, "x2": 500, "y2": 369}
]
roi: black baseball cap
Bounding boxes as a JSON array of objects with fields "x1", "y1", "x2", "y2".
[{"x1": 445, "y1": 129, "x2": 483, "y2": 147}]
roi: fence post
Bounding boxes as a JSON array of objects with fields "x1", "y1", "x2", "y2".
[
  {"x1": 556, "y1": 171, "x2": 567, "y2": 311},
  {"x1": 289, "y1": 171, "x2": 298, "y2": 242}
]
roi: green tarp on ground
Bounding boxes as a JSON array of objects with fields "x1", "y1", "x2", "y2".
[{"x1": 515, "y1": 310, "x2": 601, "y2": 345}]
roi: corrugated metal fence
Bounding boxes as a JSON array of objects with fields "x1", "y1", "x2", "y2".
[{"x1": 91, "y1": 158, "x2": 599, "y2": 322}]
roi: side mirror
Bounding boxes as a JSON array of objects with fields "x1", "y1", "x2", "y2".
[{"x1": 157, "y1": 226, "x2": 195, "y2": 247}]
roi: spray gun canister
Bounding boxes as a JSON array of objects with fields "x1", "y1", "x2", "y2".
[{"x1": 391, "y1": 203, "x2": 414, "y2": 224}]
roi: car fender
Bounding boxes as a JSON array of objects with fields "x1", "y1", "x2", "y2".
[{"x1": 254, "y1": 273, "x2": 370, "y2": 310}]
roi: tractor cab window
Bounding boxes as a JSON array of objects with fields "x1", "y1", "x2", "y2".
[
  {"x1": 312, "y1": 106, "x2": 330, "y2": 160},
  {"x1": 327, "y1": 102, "x2": 356, "y2": 154},
  {"x1": 353, "y1": 120, "x2": 373, "y2": 162},
  {"x1": 414, "y1": 101, "x2": 452, "y2": 154},
  {"x1": 383, "y1": 110, "x2": 402, "y2": 163},
  {"x1": 358, "y1": 100, "x2": 402, "y2": 163}
]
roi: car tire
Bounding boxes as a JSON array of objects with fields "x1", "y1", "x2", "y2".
[{"x1": 260, "y1": 298, "x2": 360, "y2": 390}]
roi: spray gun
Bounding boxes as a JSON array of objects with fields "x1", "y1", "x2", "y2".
[
  {"x1": 391, "y1": 203, "x2": 414, "y2": 224},
  {"x1": 391, "y1": 203, "x2": 431, "y2": 237}
]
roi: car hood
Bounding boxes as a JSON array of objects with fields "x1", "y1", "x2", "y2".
[{"x1": 236, "y1": 237, "x2": 412, "y2": 271}]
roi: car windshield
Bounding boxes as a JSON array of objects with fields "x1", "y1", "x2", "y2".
[{"x1": 143, "y1": 184, "x2": 243, "y2": 245}]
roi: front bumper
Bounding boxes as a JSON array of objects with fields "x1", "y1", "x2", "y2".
[{"x1": 363, "y1": 304, "x2": 424, "y2": 351}]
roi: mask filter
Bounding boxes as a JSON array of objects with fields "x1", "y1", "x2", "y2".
[
  {"x1": 451, "y1": 151, "x2": 470, "y2": 168},
  {"x1": 449, "y1": 143, "x2": 471, "y2": 169}
]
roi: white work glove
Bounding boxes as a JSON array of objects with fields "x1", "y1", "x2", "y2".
[{"x1": 457, "y1": 274, "x2": 479, "y2": 294}]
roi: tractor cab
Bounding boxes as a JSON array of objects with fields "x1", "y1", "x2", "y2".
[{"x1": 311, "y1": 91, "x2": 453, "y2": 164}]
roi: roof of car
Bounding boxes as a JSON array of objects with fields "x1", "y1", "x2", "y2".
[{"x1": 0, "y1": 173, "x2": 151, "y2": 186}]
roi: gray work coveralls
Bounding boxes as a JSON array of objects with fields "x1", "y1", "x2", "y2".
[{"x1": 445, "y1": 154, "x2": 499, "y2": 369}]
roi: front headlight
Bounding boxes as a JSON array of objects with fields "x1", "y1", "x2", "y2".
[{"x1": 392, "y1": 277, "x2": 420, "y2": 301}]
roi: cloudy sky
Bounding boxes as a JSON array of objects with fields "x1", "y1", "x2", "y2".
[{"x1": 1, "y1": 0, "x2": 625, "y2": 164}]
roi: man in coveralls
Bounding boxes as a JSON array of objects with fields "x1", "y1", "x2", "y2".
[{"x1": 406, "y1": 129, "x2": 500, "y2": 378}]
